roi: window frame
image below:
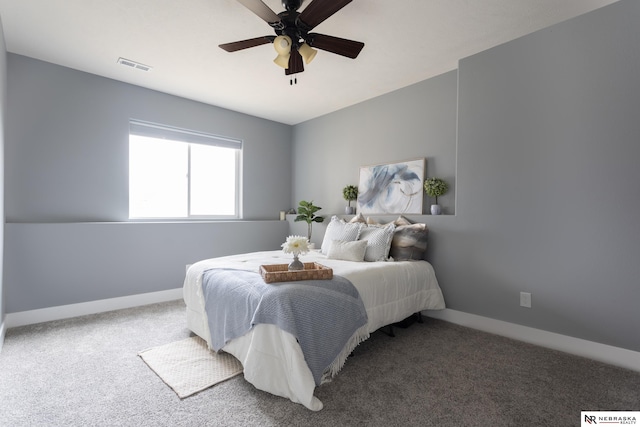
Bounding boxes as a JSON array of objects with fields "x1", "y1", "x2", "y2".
[{"x1": 128, "y1": 120, "x2": 243, "y2": 220}]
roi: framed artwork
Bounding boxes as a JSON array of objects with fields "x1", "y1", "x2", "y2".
[{"x1": 357, "y1": 158, "x2": 425, "y2": 214}]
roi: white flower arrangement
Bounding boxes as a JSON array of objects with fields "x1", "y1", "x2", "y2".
[{"x1": 281, "y1": 235, "x2": 310, "y2": 256}]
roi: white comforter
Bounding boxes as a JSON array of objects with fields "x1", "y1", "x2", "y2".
[{"x1": 183, "y1": 250, "x2": 445, "y2": 410}]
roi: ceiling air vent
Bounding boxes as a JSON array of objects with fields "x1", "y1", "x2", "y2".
[{"x1": 117, "y1": 57, "x2": 152, "y2": 72}]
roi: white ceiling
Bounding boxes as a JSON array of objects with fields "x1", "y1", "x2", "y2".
[{"x1": 0, "y1": 0, "x2": 619, "y2": 125}]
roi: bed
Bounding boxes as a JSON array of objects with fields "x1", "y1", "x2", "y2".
[{"x1": 183, "y1": 246, "x2": 445, "y2": 410}]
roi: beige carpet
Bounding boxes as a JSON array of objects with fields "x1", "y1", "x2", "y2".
[{"x1": 138, "y1": 336, "x2": 243, "y2": 398}]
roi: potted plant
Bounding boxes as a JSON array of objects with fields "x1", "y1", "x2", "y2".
[
  {"x1": 342, "y1": 185, "x2": 358, "y2": 215},
  {"x1": 424, "y1": 177, "x2": 449, "y2": 215},
  {"x1": 294, "y1": 200, "x2": 324, "y2": 241}
]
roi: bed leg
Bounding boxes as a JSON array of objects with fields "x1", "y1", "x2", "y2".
[
  {"x1": 381, "y1": 325, "x2": 395, "y2": 337},
  {"x1": 417, "y1": 312, "x2": 423, "y2": 323}
]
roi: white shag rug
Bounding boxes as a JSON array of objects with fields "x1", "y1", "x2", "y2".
[{"x1": 139, "y1": 336, "x2": 243, "y2": 398}]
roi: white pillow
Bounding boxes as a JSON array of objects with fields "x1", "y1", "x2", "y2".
[
  {"x1": 321, "y1": 216, "x2": 363, "y2": 254},
  {"x1": 327, "y1": 240, "x2": 367, "y2": 262},
  {"x1": 358, "y1": 223, "x2": 396, "y2": 262}
]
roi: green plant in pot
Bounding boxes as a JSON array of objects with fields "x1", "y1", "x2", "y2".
[
  {"x1": 294, "y1": 200, "x2": 324, "y2": 241},
  {"x1": 342, "y1": 185, "x2": 358, "y2": 215},
  {"x1": 424, "y1": 177, "x2": 449, "y2": 215}
]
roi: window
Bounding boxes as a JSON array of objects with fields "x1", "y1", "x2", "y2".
[{"x1": 129, "y1": 120, "x2": 242, "y2": 219}]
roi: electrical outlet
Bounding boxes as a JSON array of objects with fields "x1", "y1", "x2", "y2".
[{"x1": 520, "y1": 292, "x2": 532, "y2": 308}]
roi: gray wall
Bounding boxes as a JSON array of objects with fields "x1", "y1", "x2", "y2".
[
  {"x1": 6, "y1": 54, "x2": 292, "y2": 223},
  {"x1": 292, "y1": 0, "x2": 640, "y2": 352},
  {"x1": 0, "y1": 16, "x2": 6, "y2": 327},
  {"x1": 292, "y1": 71, "x2": 457, "y2": 222},
  {"x1": 4, "y1": 55, "x2": 292, "y2": 312},
  {"x1": 455, "y1": 0, "x2": 640, "y2": 351},
  {"x1": 4, "y1": 221, "x2": 287, "y2": 312}
]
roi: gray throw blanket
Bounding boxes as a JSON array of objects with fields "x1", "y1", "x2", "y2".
[{"x1": 202, "y1": 268, "x2": 368, "y2": 385}]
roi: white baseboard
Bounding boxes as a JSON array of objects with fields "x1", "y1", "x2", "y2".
[
  {"x1": 424, "y1": 308, "x2": 640, "y2": 373},
  {"x1": 5, "y1": 288, "x2": 183, "y2": 329},
  {"x1": 0, "y1": 319, "x2": 6, "y2": 353}
]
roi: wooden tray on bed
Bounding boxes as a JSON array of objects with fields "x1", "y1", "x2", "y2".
[{"x1": 259, "y1": 262, "x2": 333, "y2": 284}]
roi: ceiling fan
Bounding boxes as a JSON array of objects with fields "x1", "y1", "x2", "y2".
[{"x1": 219, "y1": 0, "x2": 364, "y2": 76}]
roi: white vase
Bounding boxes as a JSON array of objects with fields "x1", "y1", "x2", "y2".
[
  {"x1": 345, "y1": 206, "x2": 355, "y2": 215},
  {"x1": 431, "y1": 204, "x2": 442, "y2": 215}
]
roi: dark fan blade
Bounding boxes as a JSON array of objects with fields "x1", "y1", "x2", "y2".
[
  {"x1": 237, "y1": 0, "x2": 281, "y2": 24},
  {"x1": 285, "y1": 50, "x2": 304, "y2": 75},
  {"x1": 298, "y1": 0, "x2": 352, "y2": 30},
  {"x1": 307, "y1": 33, "x2": 364, "y2": 58},
  {"x1": 219, "y1": 36, "x2": 274, "y2": 52}
]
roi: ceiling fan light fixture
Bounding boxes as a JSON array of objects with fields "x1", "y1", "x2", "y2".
[
  {"x1": 298, "y1": 43, "x2": 317, "y2": 64},
  {"x1": 273, "y1": 35, "x2": 292, "y2": 55},
  {"x1": 274, "y1": 53, "x2": 291, "y2": 68},
  {"x1": 273, "y1": 35, "x2": 292, "y2": 69}
]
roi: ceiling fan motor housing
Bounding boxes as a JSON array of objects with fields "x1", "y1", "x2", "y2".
[
  {"x1": 282, "y1": 0, "x2": 304, "y2": 11},
  {"x1": 271, "y1": 10, "x2": 309, "y2": 49}
]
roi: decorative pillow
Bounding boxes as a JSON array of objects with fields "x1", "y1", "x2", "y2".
[
  {"x1": 349, "y1": 213, "x2": 366, "y2": 224},
  {"x1": 389, "y1": 223, "x2": 429, "y2": 261},
  {"x1": 393, "y1": 215, "x2": 413, "y2": 226},
  {"x1": 321, "y1": 216, "x2": 363, "y2": 255},
  {"x1": 358, "y1": 223, "x2": 396, "y2": 262},
  {"x1": 327, "y1": 239, "x2": 367, "y2": 262},
  {"x1": 366, "y1": 217, "x2": 382, "y2": 225}
]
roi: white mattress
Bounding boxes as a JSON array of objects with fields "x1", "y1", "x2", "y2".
[{"x1": 183, "y1": 250, "x2": 445, "y2": 410}]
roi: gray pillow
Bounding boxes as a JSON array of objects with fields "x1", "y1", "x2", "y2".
[
  {"x1": 358, "y1": 223, "x2": 396, "y2": 262},
  {"x1": 389, "y1": 223, "x2": 429, "y2": 261},
  {"x1": 327, "y1": 240, "x2": 367, "y2": 262}
]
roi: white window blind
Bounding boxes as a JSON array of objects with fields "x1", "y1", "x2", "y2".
[{"x1": 129, "y1": 120, "x2": 242, "y2": 150}]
